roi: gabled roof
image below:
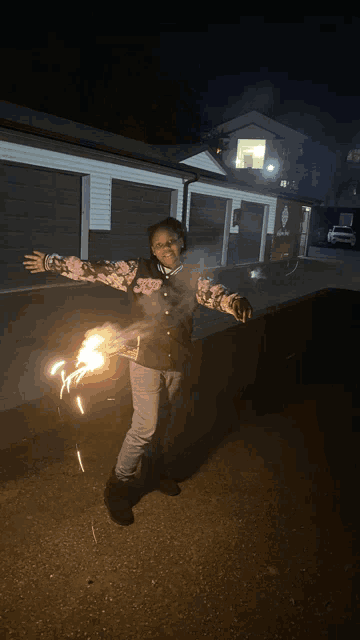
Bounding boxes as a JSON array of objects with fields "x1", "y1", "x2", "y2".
[
  {"x1": 145, "y1": 142, "x2": 227, "y2": 174},
  {"x1": 208, "y1": 109, "x2": 308, "y2": 142},
  {"x1": 149, "y1": 144, "x2": 227, "y2": 175},
  {"x1": 179, "y1": 149, "x2": 227, "y2": 175}
]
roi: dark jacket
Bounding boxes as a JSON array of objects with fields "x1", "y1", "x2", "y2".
[{"x1": 44, "y1": 253, "x2": 243, "y2": 372}]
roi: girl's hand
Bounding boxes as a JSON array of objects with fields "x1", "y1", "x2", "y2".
[
  {"x1": 23, "y1": 251, "x2": 46, "y2": 273},
  {"x1": 232, "y1": 297, "x2": 253, "y2": 323}
]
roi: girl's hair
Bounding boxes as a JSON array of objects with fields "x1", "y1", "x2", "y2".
[{"x1": 147, "y1": 217, "x2": 187, "y2": 258}]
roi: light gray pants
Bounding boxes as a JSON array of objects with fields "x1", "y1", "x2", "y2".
[{"x1": 115, "y1": 360, "x2": 183, "y2": 482}]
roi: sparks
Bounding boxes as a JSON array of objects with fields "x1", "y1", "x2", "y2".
[
  {"x1": 50, "y1": 327, "x2": 141, "y2": 402},
  {"x1": 59, "y1": 334, "x2": 105, "y2": 399},
  {"x1": 46, "y1": 327, "x2": 143, "y2": 546},
  {"x1": 50, "y1": 360, "x2": 66, "y2": 376},
  {"x1": 76, "y1": 444, "x2": 85, "y2": 473},
  {"x1": 91, "y1": 519, "x2": 97, "y2": 544},
  {"x1": 76, "y1": 396, "x2": 84, "y2": 415}
]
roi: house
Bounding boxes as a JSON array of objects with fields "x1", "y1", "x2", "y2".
[
  {"x1": 0, "y1": 102, "x2": 325, "y2": 296},
  {"x1": 201, "y1": 110, "x2": 336, "y2": 261}
]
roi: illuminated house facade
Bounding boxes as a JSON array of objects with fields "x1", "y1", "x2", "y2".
[{"x1": 200, "y1": 110, "x2": 337, "y2": 260}]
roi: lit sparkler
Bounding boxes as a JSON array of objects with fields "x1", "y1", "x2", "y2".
[
  {"x1": 50, "y1": 328, "x2": 141, "y2": 404},
  {"x1": 49, "y1": 327, "x2": 142, "y2": 473},
  {"x1": 49, "y1": 326, "x2": 141, "y2": 445},
  {"x1": 47, "y1": 325, "x2": 141, "y2": 545},
  {"x1": 59, "y1": 334, "x2": 106, "y2": 399}
]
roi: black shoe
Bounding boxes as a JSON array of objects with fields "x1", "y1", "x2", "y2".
[
  {"x1": 158, "y1": 474, "x2": 181, "y2": 496},
  {"x1": 104, "y1": 470, "x2": 140, "y2": 526}
]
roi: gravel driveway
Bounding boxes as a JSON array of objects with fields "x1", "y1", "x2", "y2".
[{"x1": 1, "y1": 379, "x2": 359, "y2": 639}]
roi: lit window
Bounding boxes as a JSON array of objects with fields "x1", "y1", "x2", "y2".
[
  {"x1": 236, "y1": 139, "x2": 266, "y2": 169},
  {"x1": 280, "y1": 180, "x2": 288, "y2": 187}
]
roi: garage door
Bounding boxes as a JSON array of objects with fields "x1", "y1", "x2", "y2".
[
  {"x1": 89, "y1": 181, "x2": 173, "y2": 261},
  {"x1": 227, "y1": 200, "x2": 264, "y2": 265},
  {"x1": 187, "y1": 193, "x2": 227, "y2": 268},
  {"x1": 0, "y1": 162, "x2": 81, "y2": 291}
]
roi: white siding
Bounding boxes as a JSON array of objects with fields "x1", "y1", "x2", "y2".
[
  {"x1": 180, "y1": 151, "x2": 227, "y2": 175},
  {"x1": 90, "y1": 173, "x2": 112, "y2": 230},
  {"x1": 0, "y1": 140, "x2": 277, "y2": 235},
  {"x1": 0, "y1": 141, "x2": 184, "y2": 231},
  {"x1": 186, "y1": 181, "x2": 277, "y2": 235}
]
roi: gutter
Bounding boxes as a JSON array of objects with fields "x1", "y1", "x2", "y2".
[{"x1": 181, "y1": 172, "x2": 200, "y2": 227}]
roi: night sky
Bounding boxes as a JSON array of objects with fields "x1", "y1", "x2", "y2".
[{"x1": 1, "y1": 19, "x2": 360, "y2": 148}]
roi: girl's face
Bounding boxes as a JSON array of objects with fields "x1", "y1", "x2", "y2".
[{"x1": 151, "y1": 228, "x2": 183, "y2": 270}]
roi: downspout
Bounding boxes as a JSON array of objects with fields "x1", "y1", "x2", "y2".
[{"x1": 181, "y1": 172, "x2": 199, "y2": 228}]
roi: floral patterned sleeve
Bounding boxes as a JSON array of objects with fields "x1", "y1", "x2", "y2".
[
  {"x1": 44, "y1": 253, "x2": 139, "y2": 292},
  {"x1": 196, "y1": 276, "x2": 242, "y2": 316}
]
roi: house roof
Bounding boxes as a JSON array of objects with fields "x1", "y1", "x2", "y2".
[
  {"x1": 0, "y1": 101, "x2": 324, "y2": 205},
  {"x1": 0, "y1": 103, "x2": 306, "y2": 170},
  {"x1": 207, "y1": 109, "x2": 308, "y2": 142}
]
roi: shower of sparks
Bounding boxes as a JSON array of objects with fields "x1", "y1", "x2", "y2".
[
  {"x1": 76, "y1": 396, "x2": 84, "y2": 415},
  {"x1": 58, "y1": 334, "x2": 105, "y2": 399},
  {"x1": 50, "y1": 330, "x2": 141, "y2": 401},
  {"x1": 47, "y1": 326, "x2": 143, "y2": 547},
  {"x1": 76, "y1": 444, "x2": 85, "y2": 473}
]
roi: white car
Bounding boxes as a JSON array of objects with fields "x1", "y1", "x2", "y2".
[{"x1": 327, "y1": 226, "x2": 356, "y2": 247}]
